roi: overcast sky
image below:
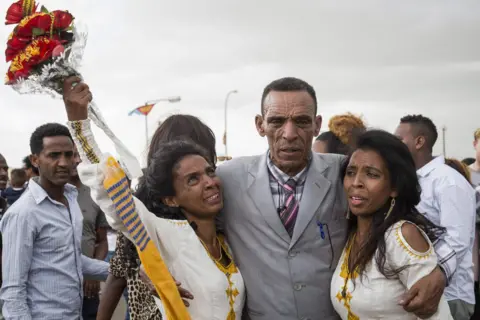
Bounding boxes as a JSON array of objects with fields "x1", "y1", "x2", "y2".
[{"x1": 1, "y1": 0, "x2": 479, "y2": 168}]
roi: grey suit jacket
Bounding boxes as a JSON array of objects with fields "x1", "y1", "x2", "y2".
[{"x1": 217, "y1": 152, "x2": 348, "y2": 320}]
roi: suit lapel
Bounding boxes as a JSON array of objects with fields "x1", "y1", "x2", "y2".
[
  {"x1": 247, "y1": 153, "x2": 290, "y2": 244},
  {"x1": 290, "y1": 155, "x2": 331, "y2": 249}
]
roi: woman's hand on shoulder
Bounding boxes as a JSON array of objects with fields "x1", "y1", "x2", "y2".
[{"x1": 62, "y1": 76, "x2": 92, "y2": 121}]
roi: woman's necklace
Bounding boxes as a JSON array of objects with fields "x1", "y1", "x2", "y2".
[
  {"x1": 199, "y1": 236, "x2": 223, "y2": 262},
  {"x1": 342, "y1": 233, "x2": 357, "y2": 298}
]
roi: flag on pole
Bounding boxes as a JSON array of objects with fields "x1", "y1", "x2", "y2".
[
  {"x1": 223, "y1": 131, "x2": 226, "y2": 145},
  {"x1": 129, "y1": 104, "x2": 155, "y2": 116}
]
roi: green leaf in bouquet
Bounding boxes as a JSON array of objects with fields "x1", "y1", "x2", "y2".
[
  {"x1": 66, "y1": 20, "x2": 75, "y2": 32},
  {"x1": 32, "y1": 28, "x2": 45, "y2": 37},
  {"x1": 40, "y1": 5, "x2": 49, "y2": 13}
]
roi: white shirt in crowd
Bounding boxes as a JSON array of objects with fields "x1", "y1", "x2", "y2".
[
  {"x1": 416, "y1": 155, "x2": 476, "y2": 304},
  {"x1": 107, "y1": 230, "x2": 117, "y2": 252}
]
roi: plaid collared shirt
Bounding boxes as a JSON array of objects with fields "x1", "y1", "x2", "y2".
[{"x1": 266, "y1": 152, "x2": 310, "y2": 211}]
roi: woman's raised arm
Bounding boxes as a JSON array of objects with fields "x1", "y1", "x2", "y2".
[
  {"x1": 61, "y1": 76, "x2": 191, "y2": 320},
  {"x1": 62, "y1": 76, "x2": 128, "y2": 233}
]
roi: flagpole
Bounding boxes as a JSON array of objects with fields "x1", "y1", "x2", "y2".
[
  {"x1": 224, "y1": 90, "x2": 238, "y2": 157},
  {"x1": 145, "y1": 114, "x2": 149, "y2": 147}
]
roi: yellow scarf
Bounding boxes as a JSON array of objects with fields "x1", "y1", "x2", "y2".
[{"x1": 103, "y1": 156, "x2": 190, "y2": 320}]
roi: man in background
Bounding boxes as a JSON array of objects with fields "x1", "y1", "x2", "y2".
[
  {"x1": 0, "y1": 169, "x2": 26, "y2": 206},
  {"x1": 70, "y1": 147, "x2": 109, "y2": 320},
  {"x1": 469, "y1": 129, "x2": 480, "y2": 187},
  {"x1": 396, "y1": 115, "x2": 476, "y2": 320},
  {"x1": 22, "y1": 155, "x2": 39, "y2": 183},
  {"x1": 474, "y1": 185, "x2": 480, "y2": 320},
  {"x1": 0, "y1": 123, "x2": 109, "y2": 319}
]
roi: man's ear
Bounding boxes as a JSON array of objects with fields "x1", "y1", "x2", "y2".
[
  {"x1": 255, "y1": 115, "x2": 266, "y2": 137},
  {"x1": 415, "y1": 136, "x2": 426, "y2": 150},
  {"x1": 314, "y1": 115, "x2": 322, "y2": 136},
  {"x1": 31, "y1": 154, "x2": 39, "y2": 170}
]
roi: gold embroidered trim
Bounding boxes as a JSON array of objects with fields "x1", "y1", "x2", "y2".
[
  {"x1": 201, "y1": 234, "x2": 239, "y2": 319},
  {"x1": 70, "y1": 121, "x2": 100, "y2": 164},
  {"x1": 394, "y1": 221, "x2": 433, "y2": 259},
  {"x1": 336, "y1": 235, "x2": 360, "y2": 320},
  {"x1": 165, "y1": 220, "x2": 190, "y2": 227},
  {"x1": 22, "y1": 0, "x2": 36, "y2": 16}
]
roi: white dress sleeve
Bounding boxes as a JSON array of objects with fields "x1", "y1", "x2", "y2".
[
  {"x1": 67, "y1": 119, "x2": 184, "y2": 258},
  {"x1": 386, "y1": 220, "x2": 453, "y2": 320},
  {"x1": 386, "y1": 220, "x2": 437, "y2": 288}
]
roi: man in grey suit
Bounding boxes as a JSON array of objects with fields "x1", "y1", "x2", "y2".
[{"x1": 214, "y1": 77, "x2": 447, "y2": 319}]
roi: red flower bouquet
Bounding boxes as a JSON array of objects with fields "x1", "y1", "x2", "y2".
[
  {"x1": 3, "y1": 0, "x2": 142, "y2": 179},
  {"x1": 5, "y1": 0, "x2": 37, "y2": 25},
  {"x1": 5, "y1": 1, "x2": 75, "y2": 84},
  {"x1": 6, "y1": 37, "x2": 65, "y2": 83}
]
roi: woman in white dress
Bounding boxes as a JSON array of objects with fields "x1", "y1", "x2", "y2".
[
  {"x1": 62, "y1": 78, "x2": 245, "y2": 320},
  {"x1": 98, "y1": 114, "x2": 217, "y2": 320},
  {"x1": 330, "y1": 130, "x2": 453, "y2": 319}
]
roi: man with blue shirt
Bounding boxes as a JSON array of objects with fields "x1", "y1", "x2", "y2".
[{"x1": 0, "y1": 123, "x2": 109, "y2": 319}]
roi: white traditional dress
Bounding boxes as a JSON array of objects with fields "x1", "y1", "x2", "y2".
[
  {"x1": 330, "y1": 220, "x2": 453, "y2": 319},
  {"x1": 69, "y1": 119, "x2": 245, "y2": 320}
]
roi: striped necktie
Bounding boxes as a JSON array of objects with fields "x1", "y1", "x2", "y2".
[{"x1": 280, "y1": 178, "x2": 298, "y2": 237}]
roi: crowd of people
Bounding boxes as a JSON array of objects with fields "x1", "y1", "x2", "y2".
[{"x1": 0, "y1": 76, "x2": 479, "y2": 320}]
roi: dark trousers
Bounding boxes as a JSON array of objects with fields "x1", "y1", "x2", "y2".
[
  {"x1": 471, "y1": 282, "x2": 479, "y2": 320},
  {"x1": 82, "y1": 296, "x2": 100, "y2": 320}
]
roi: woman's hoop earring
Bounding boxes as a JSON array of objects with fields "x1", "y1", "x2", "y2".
[{"x1": 385, "y1": 198, "x2": 396, "y2": 220}]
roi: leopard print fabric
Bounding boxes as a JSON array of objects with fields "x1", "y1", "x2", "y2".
[{"x1": 109, "y1": 232, "x2": 162, "y2": 320}]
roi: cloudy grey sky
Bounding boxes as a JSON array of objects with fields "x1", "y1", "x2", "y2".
[{"x1": 1, "y1": 0, "x2": 479, "y2": 168}]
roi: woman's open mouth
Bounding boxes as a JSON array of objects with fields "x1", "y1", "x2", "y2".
[{"x1": 204, "y1": 192, "x2": 221, "y2": 205}]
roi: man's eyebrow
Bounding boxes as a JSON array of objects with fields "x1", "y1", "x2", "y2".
[{"x1": 266, "y1": 115, "x2": 286, "y2": 121}]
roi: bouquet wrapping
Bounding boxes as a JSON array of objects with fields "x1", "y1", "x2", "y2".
[{"x1": 4, "y1": 0, "x2": 141, "y2": 179}]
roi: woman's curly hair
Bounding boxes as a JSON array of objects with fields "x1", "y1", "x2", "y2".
[
  {"x1": 316, "y1": 113, "x2": 366, "y2": 155},
  {"x1": 328, "y1": 113, "x2": 366, "y2": 146}
]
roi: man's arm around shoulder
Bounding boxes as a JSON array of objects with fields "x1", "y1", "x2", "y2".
[
  {"x1": 314, "y1": 152, "x2": 346, "y2": 165},
  {"x1": 216, "y1": 155, "x2": 256, "y2": 179}
]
